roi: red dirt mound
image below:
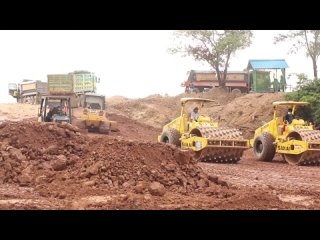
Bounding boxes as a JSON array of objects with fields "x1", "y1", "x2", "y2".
[
  {"x1": 0, "y1": 121, "x2": 316, "y2": 209},
  {"x1": 0, "y1": 121, "x2": 220, "y2": 199}
]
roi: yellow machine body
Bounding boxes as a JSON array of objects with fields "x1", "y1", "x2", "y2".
[
  {"x1": 250, "y1": 101, "x2": 320, "y2": 165},
  {"x1": 158, "y1": 98, "x2": 249, "y2": 163},
  {"x1": 78, "y1": 94, "x2": 118, "y2": 134}
]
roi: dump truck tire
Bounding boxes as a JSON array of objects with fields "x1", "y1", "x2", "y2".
[
  {"x1": 231, "y1": 88, "x2": 241, "y2": 94},
  {"x1": 193, "y1": 88, "x2": 200, "y2": 93},
  {"x1": 160, "y1": 128, "x2": 181, "y2": 147},
  {"x1": 253, "y1": 132, "x2": 275, "y2": 162}
]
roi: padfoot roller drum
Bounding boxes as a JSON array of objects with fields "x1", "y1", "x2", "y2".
[
  {"x1": 191, "y1": 127, "x2": 249, "y2": 163},
  {"x1": 284, "y1": 130, "x2": 320, "y2": 166}
]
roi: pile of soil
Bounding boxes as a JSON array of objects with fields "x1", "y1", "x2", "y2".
[
  {"x1": 0, "y1": 121, "x2": 316, "y2": 210},
  {"x1": 106, "y1": 96, "x2": 129, "y2": 105},
  {"x1": 107, "y1": 94, "x2": 182, "y2": 129},
  {"x1": 0, "y1": 121, "x2": 226, "y2": 200},
  {"x1": 209, "y1": 92, "x2": 284, "y2": 138}
]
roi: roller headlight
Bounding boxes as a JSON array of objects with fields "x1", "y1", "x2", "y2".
[{"x1": 195, "y1": 142, "x2": 202, "y2": 149}]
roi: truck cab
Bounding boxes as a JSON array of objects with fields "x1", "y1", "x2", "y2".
[
  {"x1": 8, "y1": 83, "x2": 19, "y2": 99},
  {"x1": 38, "y1": 95, "x2": 72, "y2": 124}
]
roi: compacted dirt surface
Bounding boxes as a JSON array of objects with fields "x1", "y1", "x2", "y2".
[
  {"x1": 200, "y1": 151, "x2": 320, "y2": 208},
  {"x1": 1, "y1": 91, "x2": 320, "y2": 210}
]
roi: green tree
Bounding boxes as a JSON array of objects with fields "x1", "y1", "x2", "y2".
[
  {"x1": 288, "y1": 73, "x2": 309, "y2": 89},
  {"x1": 169, "y1": 30, "x2": 253, "y2": 87},
  {"x1": 285, "y1": 78, "x2": 320, "y2": 125},
  {"x1": 274, "y1": 30, "x2": 320, "y2": 79}
]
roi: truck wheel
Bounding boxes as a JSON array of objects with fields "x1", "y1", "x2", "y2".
[
  {"x1": 160, "y1": 128, "x2": 181, "y2": 147},
  {"x1": 253, "y1": 132, "x2": 275, "y2": 162},
  {"x1": 231, "y1": 88, "x2": 241, "y2": 94},
  {"x1": 193, "y1": 88, "x2": 200, "y2": 93}
]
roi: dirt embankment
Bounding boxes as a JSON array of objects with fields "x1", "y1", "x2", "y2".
[
  {"x1": 0, "y1": 121, "x2": 228, "y2": 209},
  {"x1": 107, "y1": 94, "x2": 182, "y2": 129},
  {"x1": 107, "y1": 113, "x2": 162, "y2": 142},
  {"x1": 107, "y1": 90, "x2": 284, "y2": 138}
]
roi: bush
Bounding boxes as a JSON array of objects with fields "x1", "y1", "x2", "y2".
[{"x1": 285, "y1": 78, "x2": 320, "y2": 125}]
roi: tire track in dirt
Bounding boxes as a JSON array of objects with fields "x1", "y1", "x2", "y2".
[{"x1": 199, "y1": 150, "x2": 320, "y2": 207}]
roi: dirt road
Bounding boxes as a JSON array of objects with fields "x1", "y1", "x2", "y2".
[
  {"x1": 200, "y1": 151, "x2": 320, "y2": 208},
  {"x1": 201, "y1": 151, "x2": 320, "y2": 192}
]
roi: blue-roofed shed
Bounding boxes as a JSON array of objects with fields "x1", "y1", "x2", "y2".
[
  {"x1": 247, "y1": 59, "x2": 289, "y2": 70},
  {"x1": 247, "y1": 59, "x2": 288, "y2": 93}
]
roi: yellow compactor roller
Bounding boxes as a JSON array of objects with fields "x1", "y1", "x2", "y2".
[
  {"x1": 250, "y1": 101, "x2": 320, "y2": 165},
  {"x1": 158, "y1": 98, "x2": 249, "y2": 163}
]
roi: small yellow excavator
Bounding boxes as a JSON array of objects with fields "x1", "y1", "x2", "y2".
[
  {"x1": 158, "y1": 98, "x2": 249, "y2": 163},
  {"x1": 250, "y1": 101, "x2": 320, "y2": 165}
]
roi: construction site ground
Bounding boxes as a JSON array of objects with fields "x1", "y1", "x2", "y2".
[{"x1": 1, "y1": 90, "x2": 320, "y2": 210}]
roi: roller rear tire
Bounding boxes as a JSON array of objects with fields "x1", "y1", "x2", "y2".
[
  {"x1": 160, "y1": 128, "x2": 181, "y2": 147},
  {"x1": 253, "y1": 132, "x2": 275, "y2": 162}
]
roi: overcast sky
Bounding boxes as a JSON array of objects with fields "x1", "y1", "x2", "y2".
[{"x1": 0, "y1": 30, "x2": 314, "y2": 103}]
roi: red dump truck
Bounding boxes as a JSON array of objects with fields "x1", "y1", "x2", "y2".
[{"x1": 182, "y1": 70, "x2": 249, "y2": 93}]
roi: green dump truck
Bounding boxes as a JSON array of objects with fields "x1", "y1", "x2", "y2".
[
  {"x1": 47, "y1": 70, "x2": 99, "y2": 108},
  {"x1": 8, "y1": 70, "x2": 100, "y2": 107}
]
